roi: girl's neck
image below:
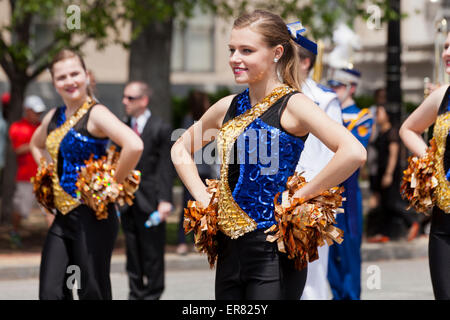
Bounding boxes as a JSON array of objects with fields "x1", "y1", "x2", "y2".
[
  {"x1": 248, "y1": 77, "x2": 284, "y2": 106},
  {"x1": 64, "y1": 96, "x2": 89, "y2": 117}
]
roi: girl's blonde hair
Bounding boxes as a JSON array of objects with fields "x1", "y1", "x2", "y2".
[{"x1": 233, "y1": 10, "x2": 303, "y2": 91}]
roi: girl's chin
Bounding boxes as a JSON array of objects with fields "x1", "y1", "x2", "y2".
[
  {"x1": 234, "y1": 77, "x2": 248, "y2": 84},
  {"x1": 61, "y1": 91, "x2": 84, "y2": 101},
  {"x1": 233, "y1": 74, "x2": 254, "y2": 84}
]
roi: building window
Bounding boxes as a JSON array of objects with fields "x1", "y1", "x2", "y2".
[{"x1": 172, "y1": 8, "x2": 215, "y2": 72}]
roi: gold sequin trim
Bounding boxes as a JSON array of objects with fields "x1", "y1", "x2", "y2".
[
  {"x1": 45, "y1": 100, "x2": 95, "y2": 214},
  {"x1": 217, "y1": 86, "x2": 295, "y2": 239},
  {"x1": 433, "y1": 112, "x2": 450, "y2": 213}
]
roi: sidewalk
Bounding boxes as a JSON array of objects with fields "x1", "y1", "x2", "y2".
[{"x1": 0, "y1": 236, "x2": 429, "y2": 281}]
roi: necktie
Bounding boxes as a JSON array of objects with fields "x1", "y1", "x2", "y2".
[{"x1": 132, "y1": 121, "x2": 140, "y2": 136}]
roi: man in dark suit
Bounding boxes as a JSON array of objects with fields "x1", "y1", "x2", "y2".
[{"x1": 121, "y1": 81, "x2": 174, "y2": 300}]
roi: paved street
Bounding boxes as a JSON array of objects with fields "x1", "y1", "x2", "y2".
[{"x1": 0, "y1": 257, "x2": 434, "y2": 300}]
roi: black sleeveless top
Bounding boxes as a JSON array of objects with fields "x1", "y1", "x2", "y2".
[{"x1": 47, "y1": 105, "x2": 100, "y2": 138}]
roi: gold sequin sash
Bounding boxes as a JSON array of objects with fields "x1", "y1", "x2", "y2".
[
  {"x1": 217, "y1": 86, "x2": 295, "y2": 239},
  {"x1": 433, "y1": 112, "x2": 450, "y2": 213},
  {"x1": 45, "y1": 100, "x2": 95, "y2": 214}
]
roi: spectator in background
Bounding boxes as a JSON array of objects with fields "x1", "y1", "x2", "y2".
[
  {"x1": 121, "y1": 81, "x2": 175, "y2": 300},
  {"x1": 0, "y1": 93, "x2": 9, "y2": 187},
  {"x1": 366, "y1": 106, "x2": 420, "y2": 242},
  {"x1": 9, "y1": 95, "x2": 47, "y2": 248},
  {"x1": 367, "y1": 88, "x2": 386, "y2": 210},
  {"x1": 176, "y1": 90, "x2": 215, "y2": 255}
]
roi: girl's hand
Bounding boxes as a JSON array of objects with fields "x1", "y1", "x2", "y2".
[{"x1": 198, "y1": 189, "x2": 213, "y2": 208}]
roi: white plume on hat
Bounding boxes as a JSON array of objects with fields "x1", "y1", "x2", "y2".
[{"x1": 328, "y1": 23, "x2": 360, "y2": 70}]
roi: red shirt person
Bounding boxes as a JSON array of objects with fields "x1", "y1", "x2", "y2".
[{"x1": 8, "y1": 95, "x2": 46, "y2": 248}]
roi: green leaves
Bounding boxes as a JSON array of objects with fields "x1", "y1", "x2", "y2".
[{"x1": 0, "y1": 0, "x2": 403, "y2": 83}]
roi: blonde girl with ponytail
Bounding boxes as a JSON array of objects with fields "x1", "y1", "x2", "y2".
[{"x1": 172, "y1": 10, "x2": 366, "y2": 299}]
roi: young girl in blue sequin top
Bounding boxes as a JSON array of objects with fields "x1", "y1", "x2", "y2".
[
  {"x1": 171, "y1": 10, "x2": 366, "y2": 300},
  {"x1": 30, "y1": 49, "x2": 143, "y2": 300}
]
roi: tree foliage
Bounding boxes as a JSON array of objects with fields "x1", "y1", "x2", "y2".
[{"x1": 0, "y1": 0, "x2": 398, "y2": 91}]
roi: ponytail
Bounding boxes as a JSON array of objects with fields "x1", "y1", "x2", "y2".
[{"x1": 279, "y1": 38, "x2": 304, "y2": 92}]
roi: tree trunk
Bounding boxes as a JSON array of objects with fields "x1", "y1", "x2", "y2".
[
  {"x1": 0, "y1": 78, "x2": 27, "y2": 224},
  {"x1": 128, "y1": 18, "x2": 174, "y2": 123},
  {"x1": 386, "y1": 0, "x2": 402, "y2": 127}
]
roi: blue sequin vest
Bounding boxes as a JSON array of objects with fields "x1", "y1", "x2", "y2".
[
  {"x1": 50, "y1": 106, "x2": 109, "y2": 198},
  {"x1": 226, "y1": 89, "x2": 306, "y2": 230}
]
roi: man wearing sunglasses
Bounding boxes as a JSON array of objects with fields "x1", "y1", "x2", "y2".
[{"x1": 120, "y1": 81, "x2": 174, "y2": 300}]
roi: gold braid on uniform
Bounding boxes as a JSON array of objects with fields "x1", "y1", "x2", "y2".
[{"x1": 432, "y1": 112, "x2": 450, "y2": 213}]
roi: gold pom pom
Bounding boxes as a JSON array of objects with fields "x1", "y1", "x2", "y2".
[
  {"x1": 400, "y1": 138, "x2": 438, "y2": 215},
  {"x1": 31, "y1": 158, "x2": 56, "y2": 214},
  {"x1": 184, "y1": 179, "x2": 220, "y2": 268},
  {"x1": 265, "y1": 172, "x2": 345, "y2": 271},
  {"x1": 76, "y1": 146, "x2": 141, "y2": 220}
]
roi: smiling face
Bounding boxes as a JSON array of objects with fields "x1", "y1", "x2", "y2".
[
  {"x1": 52, "y1": 57, "x2": 89, "y2": 104},
  {"x1": 443, "y1": 32, "x2": 450, "y2": 75},
  {"x1": 228, "y1": 26, "x2": 281, "y2": 85}
]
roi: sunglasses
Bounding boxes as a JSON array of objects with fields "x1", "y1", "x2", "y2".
[{"x1": 123, "y1": 95, "x2": 143, "y2": 101}]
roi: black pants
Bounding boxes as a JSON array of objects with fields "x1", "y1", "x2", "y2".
[
  {"x1": 429, "y1": 206, "x2": 450, "y2": 300},
  {"x1": 215, "y1": 229, "x2": 307, "y2": 300},
  {"x1": 39, "y1": 205, "x2": 119, "y2": 300},
  {"x1": 121, "y1": 205, "x2": 166, "y2": 300}
]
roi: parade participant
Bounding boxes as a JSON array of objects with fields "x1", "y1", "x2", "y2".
[
  {"x1": 399, "y1": 31, "x2": 450, "y2": 300},
  {"x1": 327, "y1": 67, "x2": 373, "y2": 300},
  {"x1": 171, "y1": 10, "x2": 366, "y2": 300},
  {"x1": 30, "y1": 49, "x2": 143, "y2": 300},
  {"x1": 296, "y1": 41, "x2": 343, "y2": 300}
]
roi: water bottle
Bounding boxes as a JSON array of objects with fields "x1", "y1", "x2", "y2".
[{"x1": 145, "y1": 210, "x2": 161, "y2": 228}]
